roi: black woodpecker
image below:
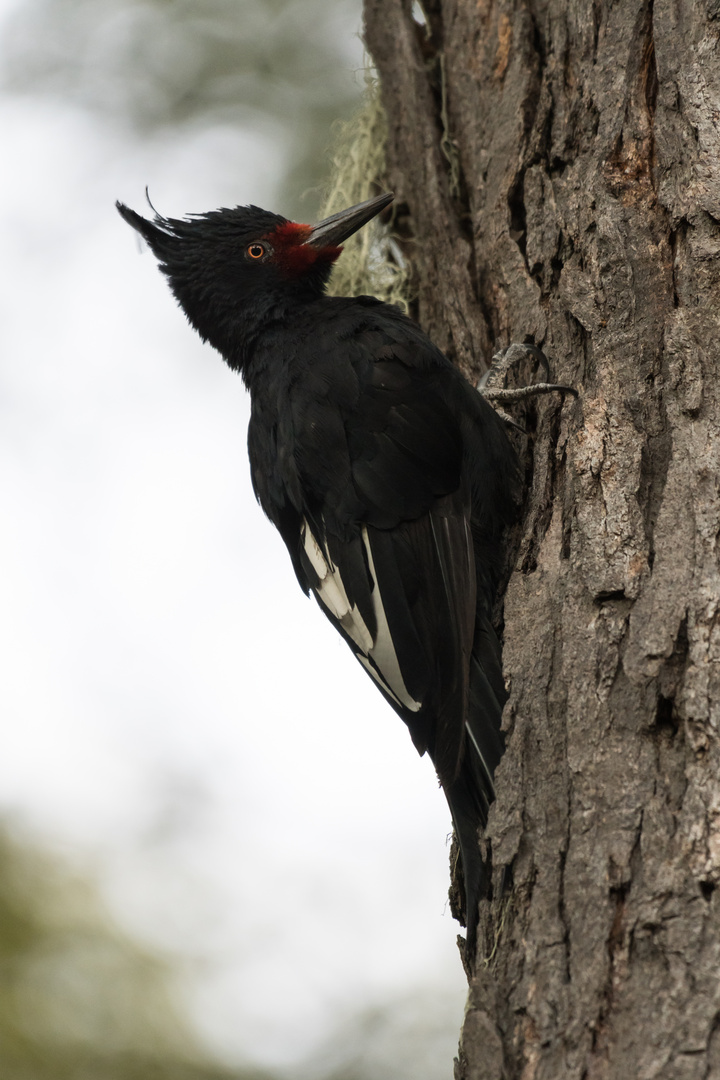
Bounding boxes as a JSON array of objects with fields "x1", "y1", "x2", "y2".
[{"x1": 117, "y1": 192, "x2": 520, "y2": 966}]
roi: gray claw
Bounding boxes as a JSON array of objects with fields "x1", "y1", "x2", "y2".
[{"x1": 478, "y1": 343, "x2": 577, "y2": 428}]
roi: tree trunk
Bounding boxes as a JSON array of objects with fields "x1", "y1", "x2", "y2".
[{"x1": 364, "y1": 1, "x2": 720, "y2": 1076}]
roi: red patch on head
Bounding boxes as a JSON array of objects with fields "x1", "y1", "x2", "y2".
[{"x1": 264, "y1": 221, "x2": 341, "y2": 277}]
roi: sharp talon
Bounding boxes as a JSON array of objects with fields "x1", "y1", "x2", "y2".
[
  {"x1": 479, "y1": 343, "x2": 578, "y2": 418},
  {"x1": 493, "y1": 407, "x2": 527, "y2": 433}
]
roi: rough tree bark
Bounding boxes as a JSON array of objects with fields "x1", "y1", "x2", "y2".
[{"x1": 364, "y1": 1, "x2": 720, "y2": 1077}]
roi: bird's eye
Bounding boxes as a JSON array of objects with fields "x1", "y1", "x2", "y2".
[{"x1": 247, "y1": 243, "x2": 265, "y2": 260}]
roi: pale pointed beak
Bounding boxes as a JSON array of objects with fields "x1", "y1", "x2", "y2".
[{"x1": 306, "y1": 192, "x2": 394, "y2": 248}]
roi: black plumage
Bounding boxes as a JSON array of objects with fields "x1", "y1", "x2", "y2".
[{"x1": 117, "y1": 192, "x2": 519, "y2": 965}]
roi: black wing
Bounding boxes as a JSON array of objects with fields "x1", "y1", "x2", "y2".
[
  {"x1": 286, "y1": 334, "x2": 476, "y2": 781},
  {"x1": 248, "y1": 307, "x2": 517, "y2": 956}
]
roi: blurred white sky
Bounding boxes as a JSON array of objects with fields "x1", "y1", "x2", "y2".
[{"x1": 0, "y1": 5, "x2": 467, "y2": 1073}]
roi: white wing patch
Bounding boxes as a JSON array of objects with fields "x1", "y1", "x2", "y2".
[
  {"x1": 302, "y1": 519, "x2": 422, "y2": 713},
  {"x1": 360, "y1": 526, "x2": 422, "y2": 712},
  {"x1": 302, "y1": 520, "x2": 373, "y2": 653}
]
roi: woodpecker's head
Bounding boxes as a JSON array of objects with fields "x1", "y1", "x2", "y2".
[{"x1": 116, "y1": 192, "x2": 393, "y2": 366}]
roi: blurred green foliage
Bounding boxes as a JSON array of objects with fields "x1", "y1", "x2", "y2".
[
  {"x1": 0, "y1": 825, "x2": 271, "y2": 1079},
  {"x1": 0, "y1": 0, "x2": 364, "y2": 215},
  {"x1": 0, "y1": 823, "x2": 460, "y2": 1079}
]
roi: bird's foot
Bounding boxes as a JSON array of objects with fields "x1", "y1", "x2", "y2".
[{"x1": 478, "y1": 343, "x2": 578, "y2": 431}]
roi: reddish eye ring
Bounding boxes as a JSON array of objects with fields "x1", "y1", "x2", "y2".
[{"x1": 247, "y1": 243, "x2": 265, "y2": 260}]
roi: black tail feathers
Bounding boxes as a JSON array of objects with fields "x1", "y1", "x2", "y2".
[{"x1": 445, "y1": 612, "x2": 507, "y2": 968}]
